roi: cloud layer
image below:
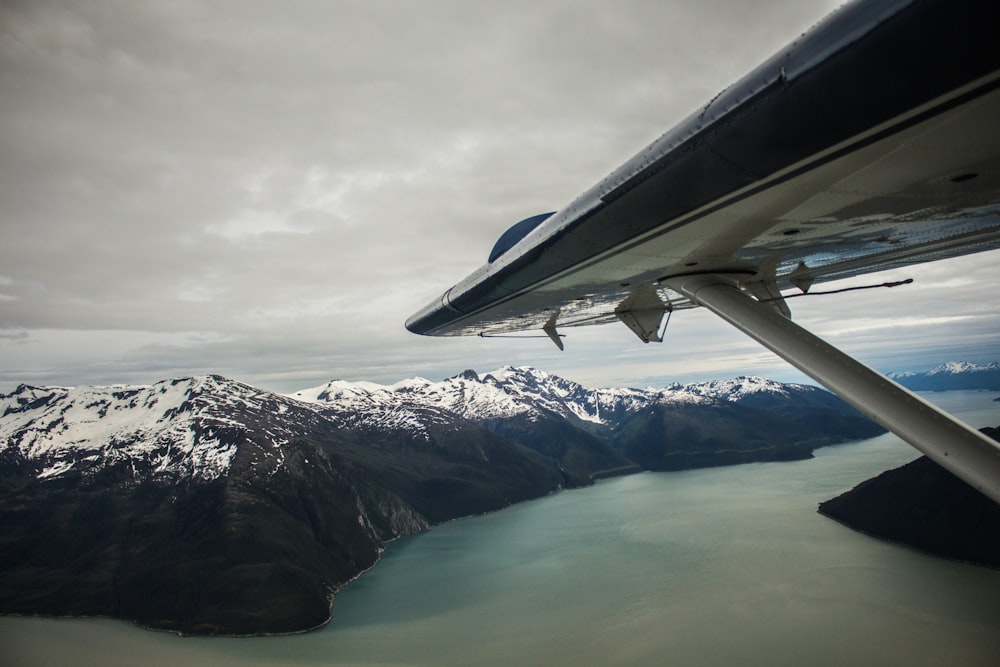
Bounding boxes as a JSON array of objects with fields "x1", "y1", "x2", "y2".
[{"x1": 2, "y1": 0, "x2": 997, "y2": 392}]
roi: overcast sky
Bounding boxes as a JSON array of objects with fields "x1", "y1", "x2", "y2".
[{"x1": 2, "y1": 0, "x2": 998, "y2": 394}]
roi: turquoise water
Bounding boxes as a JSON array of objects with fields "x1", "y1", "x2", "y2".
[{"x1": 3, "y1": 391, "x2": 1000, "y2": 666}]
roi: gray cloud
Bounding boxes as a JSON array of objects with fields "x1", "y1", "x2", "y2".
[{"x1": 2, "y1": 0, "x2": 997, "y2": 393}]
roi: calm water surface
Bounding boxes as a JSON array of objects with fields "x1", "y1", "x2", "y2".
[{"x1": 3, "y1": 391, "x2": 1000, "y2": 666}]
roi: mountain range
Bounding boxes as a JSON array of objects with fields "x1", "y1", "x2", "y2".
[
  {"x1": 887, "y1": 361, "x2": 1000, "y2": 391},
  {"x1": 1, "y1": 366, "x2": 887, "y2": 635}
]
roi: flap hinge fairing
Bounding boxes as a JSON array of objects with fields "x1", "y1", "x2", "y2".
[{"x1": 615, "y1": 288, "x2": 670, "y2": 343}]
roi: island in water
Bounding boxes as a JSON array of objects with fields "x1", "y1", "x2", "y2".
[{"x1": 819, "y1": 426, "x2": 1000, "y2": 571}]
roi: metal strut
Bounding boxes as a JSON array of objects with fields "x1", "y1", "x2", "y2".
[{"x1": 665, "y1": 273, "x2": 1000, "y2": 504}]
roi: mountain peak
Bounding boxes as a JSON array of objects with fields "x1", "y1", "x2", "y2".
[
  {"x1": 678, "y1": 375, "x2": 798, "y2": 402},
  {"x1": 451, "y1": 369, "x2": 480, "y2": 382},
  {"x1": 485, "y1": 365, "x2": 547, "y2": 380}
]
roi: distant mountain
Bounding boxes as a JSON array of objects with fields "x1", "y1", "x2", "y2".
[
  {"x1": 887, "y1": 361, "x2": 1000, "y2": 391},
  {"x1": 0, "y1": 367, "x2": 882, "y2": 635}
]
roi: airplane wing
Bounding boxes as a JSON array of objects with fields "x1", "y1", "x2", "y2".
[
  {"x1": 405, "y1": 0, "x2": 1000, "y2": 503},
  {"x1": 407, "y1": 0, "x2": 1000, "y2": 341}
]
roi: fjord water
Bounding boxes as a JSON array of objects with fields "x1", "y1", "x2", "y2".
[{"x1": 4, "y1": 392, "x2": 1000, "y2": 666}]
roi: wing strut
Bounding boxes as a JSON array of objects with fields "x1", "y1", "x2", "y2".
[{"x1": 664, "y1": 273, "x2": 1000, "y2": 504}]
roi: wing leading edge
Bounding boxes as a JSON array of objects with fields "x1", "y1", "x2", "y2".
[{"x1": 405, "y1": 0, "x2": 1000, "y2": 503}]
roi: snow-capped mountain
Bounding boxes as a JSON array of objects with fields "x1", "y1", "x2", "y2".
[
  {"x1": 926, "y1": 361, "x2": 1000, "y2": 375},
  {"x1": 289, "y1": 366, "x2": 812, "y2": 432},
  {"x1": 0, "y1": 372, "x2": 575, "y2": 637},
  {"x1": 286, "y1": 366, "x2": 885, "y2": 478},
  {"x1": 0, "y1": 365, "x2": 881, "y2": 508},
  {"x1": 290, "y1": 369, "x2": 540, "y2": 424},
  {"x1": 0, "y1": 366, "x2": 884, "y2": 637},
  {"x1": 0, "y1": 375, "x2": 325, "y2": 482},
  {"x1": 888, "y1": 361, "x2": 1000, "y2": 391},
  {"x1": 677, "y1": 375, "x2": 795, "y2": 401}
]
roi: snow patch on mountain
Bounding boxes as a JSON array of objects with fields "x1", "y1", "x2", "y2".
[
  {"x1": 292, "y1": 370, "x2": 540, "y2": 423},
  {"x1": 677, "y1": 376, "x2": 803, "y2": 401}
]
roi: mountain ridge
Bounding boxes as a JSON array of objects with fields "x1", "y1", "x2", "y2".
[{"x1": 887, "y1": 361, "x2": 1000, "y2": 391}]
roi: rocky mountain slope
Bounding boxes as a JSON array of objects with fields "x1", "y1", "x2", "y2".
[{"x1": 0, "y1": 367, "x2": 881, "y2": 635}]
